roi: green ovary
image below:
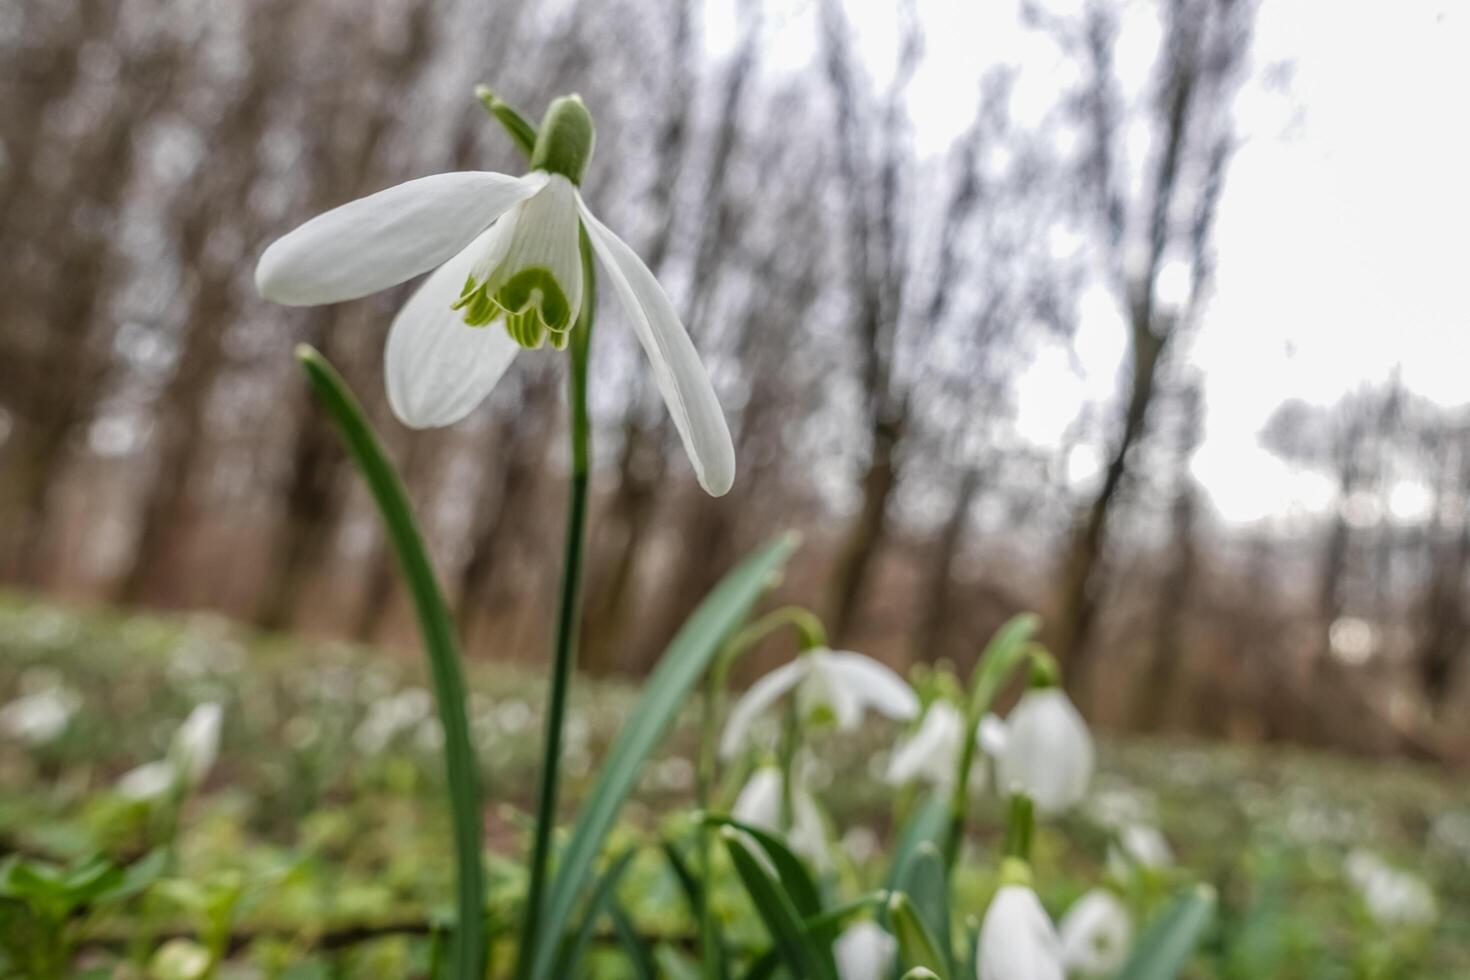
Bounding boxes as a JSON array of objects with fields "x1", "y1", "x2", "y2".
[{"x1": 452, "y1": 266, "x2": 572, "y2": 351}]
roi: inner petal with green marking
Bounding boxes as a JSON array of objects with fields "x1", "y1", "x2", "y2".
[{"x1": 452, "y1": 173, "x2": 583, "y2": 350}]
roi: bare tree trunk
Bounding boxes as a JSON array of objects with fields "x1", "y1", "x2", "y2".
[
  {"x1": 1133, "y1": 382, "x2": 1203, "y2": 730},
  {"x1": 911, "y1": 467, "x2": 982, "y2": 663}
]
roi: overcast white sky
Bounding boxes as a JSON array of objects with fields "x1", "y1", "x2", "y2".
[{"x1": 717, "y1": 0, "x2": 1469, "y2": 526}]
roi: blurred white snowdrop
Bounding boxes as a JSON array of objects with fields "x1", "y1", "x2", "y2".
[
  {"x1": 0, "y1": 686, "x2": 80, "y2": 745},
  {"x1": 833, "y1": 919, "x2": 896, "y2": 980},
  {"x1": 255, "y1": 95, "x2": 733, "y2": 496},
  {"x1": 1108, "y1": 823, "x2": 1174, "y2": 875},
  {"x1": 1345, "y1": 849, "x2": 1438, "y2": 928},
  {"x1": 886, "y1": 700, "x2": 980, "y2": 790},
  {"x1": 840, "y1": 825, "x2": 880, "y2": 866},
  {"x1": 732, "y1": 765, "x2": 830, "y2": 871},
  {"x1": 720, "y1": 648, "x2": 917, "y2": 759},
  {"x1": 977, "y1": 881, "x2": 1066, "y2": 980},
  {"x1": 1058, "y1": 889, "x2": 1132, "y2": 978},
  {"x1": 117, "y1": 702, "x2": 223, "y2": 801},
  {"x1": 995, "y1": 688, "x2": 1094, "y2": 814}
]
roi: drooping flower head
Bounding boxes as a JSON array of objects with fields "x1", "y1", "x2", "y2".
[
  {"x1": 833, "y1": 920, "x2": 897, "y2": 980},
  {"x1": 995, "y1": 687, "x2": 1094, "y2": 815},
  {"x1": 977, "y1": 862, "x2": 1066, "y2": 980},
  {"x1": 256, "y1": 94, "x2": 734, "y2": 495},
  {"x1": 886, "y1": 699, "x2": 970, "y2": 789},
  {"x1": 1058, "y1": 888, "x2": 1132, "y2": 978},
  {"x1": 719, "y1": 648, "x2": 918, "y2": 760}
]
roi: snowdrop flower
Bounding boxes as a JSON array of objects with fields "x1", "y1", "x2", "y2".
[
  {"x1": 255, "y1": 94, "x2": 734, "y2": 495},
  {"x1": 833, "y1": 920, "x2": 896, "y2": 980},
  {"x1": 995, "y1": 688, "x2": 1094, "y2": 815},
  {"x1": 1059, "y1": 889, "x2": 1132, "y2": 977},
  {"x1": 732, "y1": 765, "x2": 830, "y2": 870},
  {"x1": 1108, "y1": 823, "x2": 1174, "y2": 876},
  {"x1": 720, "y1": 648, "x2": 917, "y2": 759},
  {"x1": 117, "y1": 760, "x2": 178, "y2": 802},
  {"x1": 978, "y1": 881, "x2": 1066, "y2": 980},
  {"x1": 886, "y1": 700, "x2": 967, "y2": 789},
  {"x1": 1345, "y1": 850, "x2": 1438, "y2": 927},
  {"x1": 117, "y1": 702, "x2": 223, "y2": 801},
  {"x1": 0, "y1": 687, "x2": 79, "y2": 744},
  {"x1": 170, "y1": 702, "x2": 222, "y2": 786}
]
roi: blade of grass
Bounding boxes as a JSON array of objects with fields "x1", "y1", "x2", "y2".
[{"x1": 552, "y1": 849, "x2": 637, "y2": 978}]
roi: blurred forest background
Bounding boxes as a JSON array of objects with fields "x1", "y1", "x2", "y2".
[{"x1": 2, "y1": 0, "x2": 1467, "y2": 763}]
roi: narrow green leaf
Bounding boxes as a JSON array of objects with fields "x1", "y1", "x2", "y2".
[
  {"x1": 888, "y1": 892, "x2": 949, "y2": 980},
  {"x1": 297, "y1": 347, "x2": 486, "y2": 978},
  {"x1": 885, "y1": 794, "x2": 948, "y2": 892},
  {"x1": 901, "y1": 845, "x2": 952, "y2": 977},
  {"x1": 722, "y1": 828, "x2": 838, "y2": 980},
  {"x1": 553, "y1": 849, "x2": 637, "y2": 978},
  {"x1": 528, "y1": 535, "x2": 799, "y2": 980},
  {"x1": 1115, "y1": 885, "x2": 1217, "y2": 980},
  {"x1": 609, "y1": 902, "x2": 658, "y2": 980},
  {"x1": 661, "y1": 840, "x2": 704, "y2": 917},
  {"x1": 704, "y1": 815, "x2": 823, "y2": 919},
  {"x1": 655, "y1": 945, "x2": 704, "y2": 980}
]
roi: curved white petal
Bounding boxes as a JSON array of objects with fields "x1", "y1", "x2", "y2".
[
  {"x1": 977, "y1": 713, "x2": 1009, "y2": 757},
  {"x1": 822, "y1": 651, "x2": 919, "y2": 722},
  {"x1": 732, "y1": 766, "x2": 784, "y2": 831},
  {"x1": 117, "y1": 760, "x2": 176, "y2": 801},
  {"x1": 719, "y1": 658, "x2": 809, "y2": 759},
  {"x1": 576, "y1": 195, "x2": 735, "y2": 496},
  {"x1": 977, "y1": 885, "x2": 1066, "y2": 980},
  {"x1": 886, "y1": 700, "x2": 964, "y2": 787},
  {"x1": 797, "y1": 649, "x2": 864, "y2": 730},
  {"x1": 386, "y1": 226, "x2": 521, "y2": 428},
  {"x1": 257, "y1": 171, "x2": 548, "y2": 305},
  {"x1": 1059, "y1": 889, "x2": 1132, "y2": 977}
]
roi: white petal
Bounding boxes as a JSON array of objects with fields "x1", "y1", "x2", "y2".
[
  {"x1": 834, "y1": 921, "x2": 896, "y2": 980},
  {"x1": 576, "y1": 195, "x2": 735, "y2": 496},
  {"x1": 480, "y1": 174, "x2": 583, "y2": 333},
  {"x1": 886, "y1": 701, "x2": 964, "y2": 787},
  {"x1": 719, "y1": 658, "x2": 809, "y2": 759},
  {"x1": 171, "y1": 702, "x2": 222, "y2": 787},
  {"x1": 1059, "y1": 889, "x2": 1132, "y2": 977},
  {"x1": 732, "y1": 766, "x2": 784, "y2": 831},
  {"x1": 977, "y1": 886, "x2": 1066, "y2": 980},
  {"x1": 821, "y1": 651, "x2": 919, "y2": 721},
  {"x1": 797, "y1": 650, "x2": 865, "y2": 729},
  {"x1": 386, "y1": 226, "x2": 521, "y2": 428},
  {"x1": 257, "y1": 171, "x2": 548, "y2": 305},
  {"x1": 117, "y1": 760, "x2": 176, "y2": 801},
  {"x1": 977, "y1": 713, "x2": 1009, "y2": 757}
]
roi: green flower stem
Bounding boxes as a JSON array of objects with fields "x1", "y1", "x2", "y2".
[
  {"x1": 1003, "y1": 792, "x2": 1034, "y2": 862},
  {"x1": 295, "y1": 347, "x2": 486, "y2": 978},
  {"x1": 943, "y1": 615, "x2": 1042, "y2": 872},
  {"x1": 516, "y1": 228, "x2": 597, "y2": 977}
]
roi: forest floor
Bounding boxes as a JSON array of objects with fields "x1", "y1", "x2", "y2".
[{"x1": 1, "y1": 591, "x2": 1468, "y2": 978}]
